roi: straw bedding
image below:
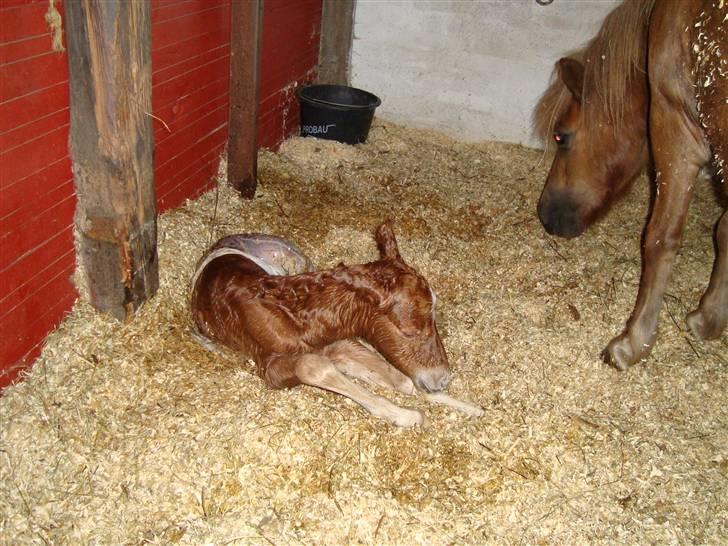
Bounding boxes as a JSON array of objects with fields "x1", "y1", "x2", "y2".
[{"x1": 1, "y1": 121, "x2": 726, "y2": 545}]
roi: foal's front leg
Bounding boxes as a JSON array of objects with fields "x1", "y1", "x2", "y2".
[
  {"x1": 263, "y1": 352, "x2": 425, "y2": 427},
  {"x1": 604, "y1": 89, "x2": 708, "y2": 369},
  {"x1": 321, "y1": 340, "x2": 417, "y2": 394},
  {"x1": 687, "y1": 209, "x2": 728, "y2": 339},
  {"x1": 323, "y1": 340, "x2": 484, "y2": 417}
]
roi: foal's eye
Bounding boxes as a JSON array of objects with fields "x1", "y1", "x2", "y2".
[
  {"x1": 400, "y1": 326, "x2": 422, "y2": 338},
  {"x1": 553, "y1": 131, "x2": 573, "y2": 148}
]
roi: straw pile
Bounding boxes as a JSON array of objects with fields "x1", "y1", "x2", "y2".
[{"x1": 1, "y1": 121, "x2": 726, "y2": 545}]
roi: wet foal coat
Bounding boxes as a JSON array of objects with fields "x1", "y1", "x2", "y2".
[{"x1": 191, "y1": 221, "x2": 482, "y2": 426}]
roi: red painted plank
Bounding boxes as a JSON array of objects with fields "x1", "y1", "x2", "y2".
[
  {"x1": 151, "y1": 0, "x2": 189, "y2": 10},
  {"x1": 157, "y1": 137, "x2": 224, "y2": 195},
  {"x1": 152, "y1": 76, "x2": 227, "y2": 142},
  {"x1": 155, "y1": 99, "x2": 227, "y2": 166},
  {"x1": 0, "y1": 123, "x2": 69, "y2": 188},
  {"x1": 156, "y1": 134, "x2": 225, "y2": 200},
  {"x1": 1, "y1": 0, "x2": 47, "y2": 10},
  {"x1": 0, "y1": 284, "x2": 77, "y2": 385},
  {"x1": 151, "y1": 0, "x2": 200, "y2": 24},
  {"x1": 0, "y1": 3, "x2": 51, "y2": 43},
  {"x1": 155, "y1": 121, "x2": 227, "y2": 193},
  {"x1": 152, "y1": 0, "x2": 227, "y2": 26},
  {"x1": 0, "y1": 81, "x2": 68, "y2": 134},
  {"x1": 152, "y1": 2, "x2": 228, "y2": 52},
  {"x1": 0, "y1": 267, "x2": 76, "y2": 355},
  {"x1": 0, "y1": 177, "x2": 74, "y2": 239},
  {"x1": 156, "y1": 142, "x2": 225, "y2": 205},
  {"x1": 0, "y1": 34, "x2": 58, "y2": 65},
  {"x1": 0, "y1": 247, "x2": 75, "y2": 317},
  {"x1": 0, "y1": 157, "x2": 72, "y2": 218},
  {"x1": 151, "y1": 55, "x2": 229, "y2": 112},
  {"x1": 152, "y1": 27, "x2": 228, "y2": 79},
  {"x1": 152, "y1": 42, "x2": 228, "y2": 88},
  {"x1": 154, "y1": 94, "x2": 228, "y2": 154},
  {"x1": 0, "y1": 226, "x2": 74, "y2": 305},
  {"x1": 0, "y1": 193, "x2": 75, "y2": 268},
  {"x1": 260, "y1": 48, "x2": 319, "y2": 100},
  {"x1": 0, "y1": 290, "x2": 75, "y2": 390},
  {"x1": 259, "y1": 109, "x2": 298, "y2": 150},
  {"x1": 0, "y1": 50, "x2": 68, "y2": 103},
  {"x1": 158, "y1": 156, "x2": 219, "y2": 212},
  {"x1": 0, "y1": 107, "x2": 69, "y2": 152}
]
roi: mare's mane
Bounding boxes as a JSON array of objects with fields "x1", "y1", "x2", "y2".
[{"x1": 533, "y1": 0, "x2": 656, "y2": 147}]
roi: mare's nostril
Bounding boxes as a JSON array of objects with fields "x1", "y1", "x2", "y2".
[{"x1": 538, "y1": 199, "x2": 584, "y2": 239}]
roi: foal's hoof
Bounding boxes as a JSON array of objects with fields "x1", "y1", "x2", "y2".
[
  {"x1": 392, "y1": 407, "x2": 427, "y2": 428},
  {"x1": 686, "y1": 308, "x2": 726, "y2": 340}
]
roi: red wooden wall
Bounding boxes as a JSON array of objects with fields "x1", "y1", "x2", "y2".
[{"x1": 0, "y1": 0, "x2": 322, "y2": 388}]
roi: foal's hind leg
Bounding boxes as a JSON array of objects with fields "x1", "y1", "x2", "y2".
[
  {"x1": 263, "y1": 352, "x2": 425, "y2": 427},
  {"x1": 687, "y1": 209, "x2": 728, "y2": 339}
]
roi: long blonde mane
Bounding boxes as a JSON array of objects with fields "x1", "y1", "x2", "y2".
[{"x1": 533, "y1": 0, "x2": 656, "y2": 146}]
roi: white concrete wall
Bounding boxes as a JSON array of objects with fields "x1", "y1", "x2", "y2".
[{"x1": 351, "y1": 0, "x2": 620, "y2": 147}]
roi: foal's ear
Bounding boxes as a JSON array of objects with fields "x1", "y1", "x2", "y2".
[
  {"x1": 557, "y1": 57, "x2": 584, "y2": 103},
  {"x1": 375, "y1": 220, "x2": 402, "y2": 261}
]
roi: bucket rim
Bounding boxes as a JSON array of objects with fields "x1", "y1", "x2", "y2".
[{"x1": 297, "y1": 84, "x2": 382, "y2": 110}]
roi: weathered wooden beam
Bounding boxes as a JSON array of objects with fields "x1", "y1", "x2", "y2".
[
  {"x1": 65, "y1": 0, "x2": 158, "y2": 321},
  {"x1": 317, "y1": 0, "x2": 356, "y2": 85},
  {"x1": 228, "y1": 0, "x2": 263, "y2": 199}
]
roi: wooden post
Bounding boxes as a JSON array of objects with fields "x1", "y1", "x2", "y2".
[
  {"x1": 228, "y1": 0, "x2": 263, "y2": 199},
  {"x1": 65, "y1": 0, "x2": 158, "y2": 321},
  {"x1": 317, "y1": 0, "x2": 356, "y2": 85}
]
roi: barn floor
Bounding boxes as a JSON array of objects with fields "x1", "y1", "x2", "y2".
[{"x1": 1, "y1": 121, "x2": 727, "y2": 545}]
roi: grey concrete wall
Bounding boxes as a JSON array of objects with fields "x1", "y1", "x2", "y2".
[{"x1": 351, "y1": 0, "x2": 620, "y2": 147}]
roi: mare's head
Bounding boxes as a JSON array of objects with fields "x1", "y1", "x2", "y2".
[
  {"x1": 366, "y1": 221, "x2": 449, "y2": 393},
  {"x1": 534, "y1": 0, "x2": 653, "y2": 238}
]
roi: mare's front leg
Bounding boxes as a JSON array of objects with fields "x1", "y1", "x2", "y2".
[
  {"x1": 262, "y1": 352, "x2": 425, "y2": 427},
  {"x1": 687, "y1": 209, "x2": 728, "y2": 339},
  {"x1": 604, "y1": 96, "x2": 708, "y2": 370}
]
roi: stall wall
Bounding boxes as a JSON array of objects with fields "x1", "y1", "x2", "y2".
[
  {"x1": 0, "y1": 0, "x2": 321, "y2": 387},
  {"x1": 352, "y1": 0, "x2": 620, "y2": 146}
]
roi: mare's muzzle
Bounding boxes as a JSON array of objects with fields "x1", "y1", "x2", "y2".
[{"x1": 537, "y1": 190, "x2": 586, "y2": 239}]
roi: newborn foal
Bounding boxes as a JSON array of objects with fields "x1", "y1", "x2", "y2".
[{"x1": 191, "y1": 221, "x2": 481, "y2": 426}]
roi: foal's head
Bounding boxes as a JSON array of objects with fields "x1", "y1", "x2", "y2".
[
  {"x1": 366, "y1": 222, "x2": 449, "y2": 393},
  {"x1": 534, "y1": 0, "x2": 653, "y2": 238}
]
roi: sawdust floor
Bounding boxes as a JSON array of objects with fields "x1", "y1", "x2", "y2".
[{"x1": 1, "y1": 121, "x2": 727, "y2": 545}]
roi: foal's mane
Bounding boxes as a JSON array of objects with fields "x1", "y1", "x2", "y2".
[{"x1": 533, "y1": 0, "x2": 656, "y2": 146}]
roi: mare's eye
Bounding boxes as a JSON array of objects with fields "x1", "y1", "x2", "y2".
[{"x1": 553, "y1": 131, "x2": 573, "y2": 148}]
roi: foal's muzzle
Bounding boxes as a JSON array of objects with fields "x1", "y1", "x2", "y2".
[{"x1": 414, "y1": 367, "x2": 450, "y2": 393}]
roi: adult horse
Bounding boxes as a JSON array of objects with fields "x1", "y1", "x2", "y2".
[{"x1": 535, "y1": 0, "x2": 727, "y2": 369}]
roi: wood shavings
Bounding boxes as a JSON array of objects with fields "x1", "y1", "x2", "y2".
[{"x1": 1, "y1": 120, "x2": 726, "y2": 544}]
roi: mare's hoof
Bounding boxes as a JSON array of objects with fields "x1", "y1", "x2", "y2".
[
  {"x1": 602, "y1": 335, "x2": 640, "y2": 371},
  {"x1": 686, "y1": 308, "x2": 726, "y2": 340}
]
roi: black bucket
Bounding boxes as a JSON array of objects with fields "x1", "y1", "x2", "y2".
[{"x1": 298, "y1": 84, "x2": 381, "y2": 144}]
